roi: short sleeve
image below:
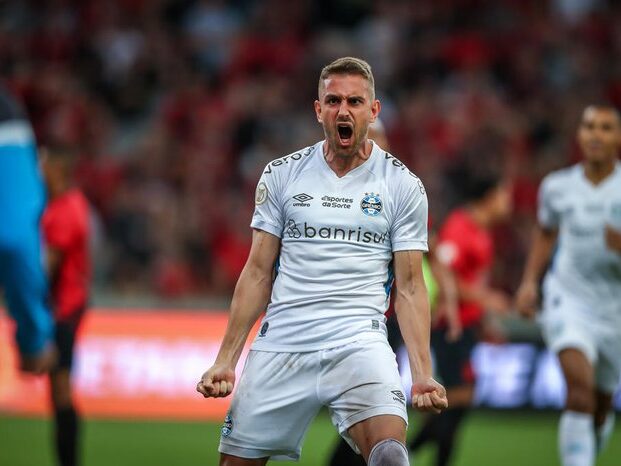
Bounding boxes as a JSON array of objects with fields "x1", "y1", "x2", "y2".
[
  {"x1": 537, "y1": 176, "x2": 560, "y2": 229},
  {"x1": 436, "y1": 221, "x2": 469, "y2": 275},
  {"x1": 42, "y1": 206, "x2": 75, "y2": 251},
  {"x1": 391, "y1": 175, "x2": 428, "y2": 252},
  {"x1": 250, "y1": 165, "x2": 284, "y2": 237}
]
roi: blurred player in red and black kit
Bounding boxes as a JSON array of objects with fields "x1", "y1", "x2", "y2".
[
  {"x1": 41, "y1": 144, "x2": 91, "y2": 466},
  {"x1": 409, "y1": 172, "x2": 512, "y2": 466}
]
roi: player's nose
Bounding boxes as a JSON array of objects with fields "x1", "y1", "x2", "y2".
[{"x1": 337, "y1": 100, "x2": 350, "y2": 116}]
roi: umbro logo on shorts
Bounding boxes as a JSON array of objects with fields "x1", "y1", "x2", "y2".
[{"x1": 391, "y1": 390, "x2": 406, "y2": 405}]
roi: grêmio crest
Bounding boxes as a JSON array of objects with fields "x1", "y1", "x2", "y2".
[{"x1": 360, "y1": 193, "x2": 383, "y2": 217}]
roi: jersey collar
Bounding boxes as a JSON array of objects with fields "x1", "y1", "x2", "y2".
[{"x1": 316, "y1": 139, "x2": 379, "y2": 181}]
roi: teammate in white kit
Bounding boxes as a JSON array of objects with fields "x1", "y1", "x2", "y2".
[
  {"x1": 516, "y1": 105, "x2": 621, "y2": 466},
  {"x1": 197, "y1": 57, "x2": 448, "y2": 466}
]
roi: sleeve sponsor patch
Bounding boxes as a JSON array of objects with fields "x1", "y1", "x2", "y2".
[{"x1": 255, "y1": 181, "x2": 268, "y2": 205}]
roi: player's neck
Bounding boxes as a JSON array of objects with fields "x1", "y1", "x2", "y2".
[
  {"x1": 323, "y1": 140, "x2": 372, "y2": 177},
  {"x1": 48, "y1": 179, "x2": 72, "y2": 199},
  {"x1": 467, "y1": 205, "x2": 492, "y2": 229},
  {"x1": 583, "y1": 158, "x2": 617, "y2": 185}
]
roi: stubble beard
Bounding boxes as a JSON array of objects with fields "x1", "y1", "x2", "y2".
[{"x1": 326, "y1": 124, "x2": 369, "y2": 159}]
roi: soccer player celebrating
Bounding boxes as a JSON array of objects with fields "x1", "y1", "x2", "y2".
[
  {"x1": 516, "y1": 105, "x2": 621, "y2": 466},
  {"x1": 409, "y1": 172, "x2": 512, "y2": 466},
  {"x1": 41, "y1": 144, "x2": 91, "y2": 466},
  {"x1": 0, "y1": 84, "x2": 55, "y2": 374},
  {"x1": 197, "y1": 57, "x2": 448, "y2": 466}
]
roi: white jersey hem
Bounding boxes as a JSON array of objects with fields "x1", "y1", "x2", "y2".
[
  {"x1": 392, "y1": 240, "x2": 428, "y2": 252},
  {"x1": 251, "y1": 331, "x2": 388, "y2": 353}
]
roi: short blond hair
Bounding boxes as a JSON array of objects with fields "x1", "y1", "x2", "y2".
[{"x1": 318, "y1": 57, "x2": 375, "y2": 100}]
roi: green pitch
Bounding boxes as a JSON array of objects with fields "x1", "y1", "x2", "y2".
[{"x1": 1, "y1": 411, "x2": 619, "y2": 465}]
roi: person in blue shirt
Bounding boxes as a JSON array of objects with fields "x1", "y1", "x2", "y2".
[{"x1": 0, "y1": 84, "x2": 56, "y2": 373}]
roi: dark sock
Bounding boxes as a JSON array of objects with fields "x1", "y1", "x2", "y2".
[
  {"x1": 435, "y1": 408, "x2": 467, "y2": 466},
  {"x1": 54, "y1": 406, "x2": 79, "y2": 466},
  {"x1": 328, "y1": 437, "x2": 366, "y2": 466},
  {"x1": 410, "y1": 414, "x2": 441, "y2": 451}
]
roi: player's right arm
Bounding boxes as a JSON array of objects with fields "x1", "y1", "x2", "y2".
[
  {"x1": 393, "y1": 249, "x2": 448, "y2": 413},
  {"x1": 515, "y1": 226, "x2": 558, "y2": 318},
  {"x1": 197, "y1": 229, "x2": 280, "y2": 398},
  {"x1": 427, "y1": 241, "x2": 460, "y2": 341},
  {"x1": 515, "y1": 174, "x2": 560, "y2": 318},
  {"x1": 452, "y1": 276, "x2": 510, "y2": 313}
]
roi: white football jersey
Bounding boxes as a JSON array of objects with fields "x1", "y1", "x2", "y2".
[
  {"x1": 539, "y1": 162, "x2": 621, "y2": 317},
  {"x1": 250, "y1": 140, "x2": 428, "y2": 351}
]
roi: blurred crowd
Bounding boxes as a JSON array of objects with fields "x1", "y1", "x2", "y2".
[{"x1": 1, "y1": 0, "x2": 620, "y2": 298}]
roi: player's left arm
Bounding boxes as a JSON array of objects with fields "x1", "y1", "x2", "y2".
[
  {"x1": 427, "y1": 236, "x2": 460, "y2": 341},
  {"x1": 605, "y1": 225, "x2": 621, "y2": 253},
  {"x1": 393, "y1": 249, "x2": 448, "y2": 413}
]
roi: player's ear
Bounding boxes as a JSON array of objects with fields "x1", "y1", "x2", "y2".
[
  {"x1": 370, "y1": 99, "x2": 381, "y2": 123},
  {"x1": 314, "y1": 100, "x2": 323, "y2": 123}
]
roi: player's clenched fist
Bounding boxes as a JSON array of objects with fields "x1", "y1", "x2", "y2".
[
  {"x1": 197, "y1": 364, "x2": 236, "y2": 398},
  {"x1": 515, "y1": 280, "x2": 539, "y2": 319},
  {"x1": 411, "y1": 377, "x2": 448, "y2": 413}
]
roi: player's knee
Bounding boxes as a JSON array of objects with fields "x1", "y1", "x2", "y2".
[
  {"x1": 565, "y1": 385, "x2": 595, "y2": 414},
  {"x1": 367, "y1": 438, "x2": 409, "y2": 466}
]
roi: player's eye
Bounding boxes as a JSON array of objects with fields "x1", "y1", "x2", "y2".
[
  {"x1": 601, "y1": 123, "x2": 612, "y2": 131},
  {"x1": 348, "y1": 97, "x2": 363, "y2": 105},
  {"x1": 327, "y1": 97, "x2": 339, "y2": 105}
]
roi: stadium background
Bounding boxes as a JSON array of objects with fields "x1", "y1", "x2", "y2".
[{"x1": 1, "y1": 0, "x2": 620, "y2": 465}]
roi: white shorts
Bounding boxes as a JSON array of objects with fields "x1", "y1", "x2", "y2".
[
  {"x1": 541, "y1": 275, "x2": 621, "y2": 393},
  {"x1": 218, "y1": 337, "x2": 407, "y2": 461}
]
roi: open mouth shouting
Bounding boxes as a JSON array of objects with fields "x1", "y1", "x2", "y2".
[{"x1": 336, "y1": 121, "x2": 354, "y2": 147}]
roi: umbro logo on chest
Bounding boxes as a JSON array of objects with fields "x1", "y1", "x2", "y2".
[{"x1": 292, "y1": 193, "x2": 313, "y2": 207}]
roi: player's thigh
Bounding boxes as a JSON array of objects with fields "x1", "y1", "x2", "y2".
[
  {"x1": 49, "y1": 319, "x2": 81, "y2": 407},
  {"x1": 347, "y1": 414, "x2": 406, "y2": 462},
  {"x1": 54, "y1": 317, "x2": 82, "y2": 371},
  {"x1": 541, "y1": 292, "x2": 599, "y2": 394},
  {"x1": 219, "y1": 350, "x2": 321, "y2": 461},
  {"x1": 540, "y1": 282, "x2": 598, "y2": 363},
  {"x1": 322, "y1": 339, "x2": 407, "y2": 453}
]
